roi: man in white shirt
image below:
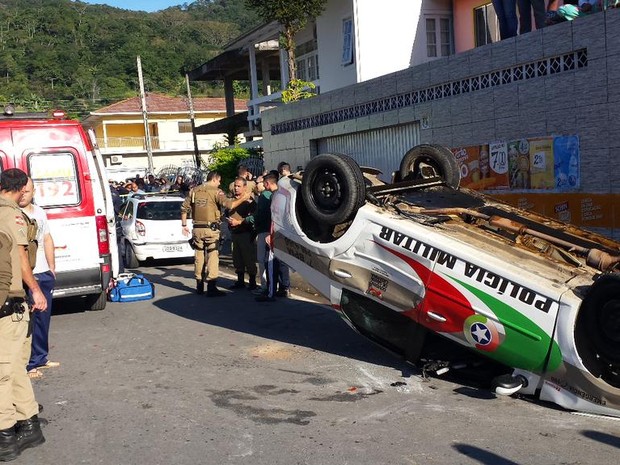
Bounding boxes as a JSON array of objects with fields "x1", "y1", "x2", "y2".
[{"x1": 19, "y1": 178, "x2": 59, "y2": 379}]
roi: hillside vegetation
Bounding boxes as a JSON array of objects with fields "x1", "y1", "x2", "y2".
[{"x1": 0, "y1": 0, "x2": 261, "y2": 116}]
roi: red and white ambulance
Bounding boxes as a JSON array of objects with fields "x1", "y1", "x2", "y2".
[{"x1": 0, "y1": 106, "x2": 119, "y2": 310}]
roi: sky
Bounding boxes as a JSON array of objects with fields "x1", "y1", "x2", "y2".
[{"x1": 81, "y1": 1, "x2": 185, "y2": 13}]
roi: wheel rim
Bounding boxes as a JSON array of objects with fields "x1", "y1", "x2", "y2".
[
  {"x1": 310, "y1": 168, "x2": 344, "y2": 213},
  {"x1": 416, "y1": 157, "x2": 443, "y2": 179}
]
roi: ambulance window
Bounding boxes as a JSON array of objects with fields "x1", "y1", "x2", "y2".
[{"x1": 28, "y1": 153, "x2": 81, "y2": 207}]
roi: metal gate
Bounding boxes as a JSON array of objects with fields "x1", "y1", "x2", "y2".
[{"x1": 316, "y1": 123, "x2": 420, "y2": 182}]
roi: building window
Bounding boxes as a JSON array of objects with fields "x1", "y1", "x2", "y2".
[
  {"x1": 178, "y1": 121, "x2": 192, "y2": 133},
  {"x1": 426, "y1": 17, "x2": 453, "y2": 58},
  {"x1": 296, "y1": 39, "x2": 320, "y2": 82},
  {"x1": 474, "y1": 4, "x2": 500, "y2": 47},
  {"x1": 297, "y1": 54, "x2": 319, "y2": 81},
  {"x1": 342, "y1": 17, "x2": 354, "y2": 66}
]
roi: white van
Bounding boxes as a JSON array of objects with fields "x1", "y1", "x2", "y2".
[{"x1": 0, "y1": 107, "x2": 119, "y2": 310}]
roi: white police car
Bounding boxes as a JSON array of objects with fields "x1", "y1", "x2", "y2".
[
  {"x1": 271, "y1": 145, "x2": 620, "y2": 418},
  {"x1": 118, "y1": 193, "x2": 193, "y2": 267}
]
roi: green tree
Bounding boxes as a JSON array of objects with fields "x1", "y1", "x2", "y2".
[
  {"x1": 281, "y1": 78, "x2": 315, "y2": 103},
  {"x1": 245, "y1": 0, "x2": 327, "y2": 82},
  {"x1": 207, "y1": 146, "x2": 253, "y2": 188},
  {"x1": 0, "y1": 0, "x2": 264, "y2": 116}
]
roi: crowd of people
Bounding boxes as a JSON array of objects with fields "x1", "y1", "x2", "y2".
[
  {"x1": 108, "y1": 173, "x2": 194, "y2": 201},
  {"x1": 181, "y1": 162, "x2": 293, "y2": 302},
  {"x1": 492, "y1": 0, "x2": 618, "y2": 41}
]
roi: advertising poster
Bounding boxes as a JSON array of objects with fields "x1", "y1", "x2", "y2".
[
  {"x1": 452, "y1": 146, "x2": 479, "y2": 187},
  {"x1": 553, "y1": 135, "x2": 580, "y2": 189},
  {"x1": 452, "y1": 135, "x2": 579, "y2": 192},
  {"x1": 487, "y1": 141, "x2": 510, "y2": 189},
  {"x1": 452, "y1": 144, "x2": 509, "y2": 190},
  {"x1": 491, "y1": 193, "x2": 618, "y2": 229},
  {"x1": 507, "y1": 139, "x2": 531, "y2": 189},
  {"x1": 529, "y1": 137, "x2": 555, "y2": 189}
]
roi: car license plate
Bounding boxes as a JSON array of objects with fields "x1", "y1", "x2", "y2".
[{"x1": 163, "y1": 245, "x2": 183, "y2": 253}]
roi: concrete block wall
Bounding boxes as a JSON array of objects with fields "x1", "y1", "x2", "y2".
[{"x1": 261, "y1": 9, "x2": 619, "y2": 196}]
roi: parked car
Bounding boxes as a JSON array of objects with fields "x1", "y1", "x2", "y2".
[
  {"x1": 271, "y1": 145, "x2": 620, "y2": 418},
  {"x1": 0, "y1": 106, "x2": 119, "y2": 311},
  {"x1": 118, "y1": 193, "x2": 193, "y2": 267}
]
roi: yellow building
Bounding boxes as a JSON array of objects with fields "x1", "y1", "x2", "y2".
[{"x1": 83, "y1": 93, "x2": 247, "y2": 174}]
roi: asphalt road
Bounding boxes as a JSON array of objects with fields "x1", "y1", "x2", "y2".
[{"x1": 22, "y1": 259, "x2": 620, "y2": 465}]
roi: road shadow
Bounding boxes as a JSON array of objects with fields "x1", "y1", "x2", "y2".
[
  {"x1": 581, "y1": 430, "x2": 620, "y2": 449},
  {"x1": 453, "y1": 444, "x2": 520, "y2": 465},
  {"x1": 153, "y1": 288, "x2": 415, "y2": 376}
]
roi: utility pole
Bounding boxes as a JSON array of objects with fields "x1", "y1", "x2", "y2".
[
  {"x1": 137, "y1": 56, "x2": 154, "y2": 173},
  {"x1": 185, "y1": 73, "x2": 201, "y2": 169}
]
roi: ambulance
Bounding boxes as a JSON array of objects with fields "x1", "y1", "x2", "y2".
[{"x1": 0, "y1": 105, "x2": 119, "y2": 310}]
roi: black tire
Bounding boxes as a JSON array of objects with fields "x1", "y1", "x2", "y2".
[
  {"x1": 87, "y1": 290, "x2": 107, "y2": 311},
  {"x1": 301, "y1": 153, "x2": 366, "y2": 225},
  {"x1": 124, "y1": 242, "x2": 139, "y2": 269},
  {"x1": 399, "y1": 144, "x2": 460, "y2": 188},
  {"x1": 576, "y1": 273, "x2": 620, "y2": 387}
]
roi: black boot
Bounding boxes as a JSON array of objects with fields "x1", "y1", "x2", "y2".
[
  {"x1": 247, "y1": 274, "x2": 257, "y2": 291},
  {"x1": 229, "y1": 272, "x2": 245, "y2": 289},
  {"x1": 196, "y1": 280, "x2": 204, "y2": 295},
  {"x1": 15, "y1": 415, "x2": 45, "y2": 453},
  {"x1": 206, "y1": 280, "x2": 226, "y2": 297},
  {"x1": 0, "y1": 427, "x2": 20, "y2": 462}
]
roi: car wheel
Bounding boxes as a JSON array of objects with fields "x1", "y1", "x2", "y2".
[
  {"x1": 87, "y1": 290, "x2": 107, "y2": 311},
  {"x1": 399, "y1": 144, "x2": 460, "y2": 188},
  {"x1": 301, "y1": 153, "x2": 366, "y2": 225},
  {"x1": 575, "y1": 273, "x2": 620, "y2": 388},
  {"x1": 124, "y1": 242, "x2": 140, "y2": 268}
]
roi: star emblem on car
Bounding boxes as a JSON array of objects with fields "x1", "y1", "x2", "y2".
[{"x1": 470, "y1": 322, "x2": 491, "y2": 346}]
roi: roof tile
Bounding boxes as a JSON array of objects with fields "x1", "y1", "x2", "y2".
[{"x1": 93, "y1": 93, "x2": 247, "y2": 114}]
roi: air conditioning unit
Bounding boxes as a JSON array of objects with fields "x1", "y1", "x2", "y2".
[{"x1": 110, "y1": 155, "x2": 123, "y2": 165}]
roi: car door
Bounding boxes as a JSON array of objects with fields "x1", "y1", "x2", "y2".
[{"x1": 119, "y1": 201, "x2": 136, "y2": 242}]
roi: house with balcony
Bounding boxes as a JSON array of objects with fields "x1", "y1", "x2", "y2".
[
  {"x1": 187, "y1": 0, "x2": 515, "y2": 140},
  {"x1": 82, "y1": 93, "x2": 247, "y2": 174}
]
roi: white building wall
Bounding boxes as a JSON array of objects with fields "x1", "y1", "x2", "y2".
[
  {"x1": 316, "y1": 0, "x2": 442, "y2": 92},
  {"x1": 411, "y1": 0, "x2": 453, "y2": 66},
  {"x1": 356, "y1": 0, "x2": 423, "y2": 82},
  {"x1": 316, "y1": 0, "x2": 357, "y2": 92}
]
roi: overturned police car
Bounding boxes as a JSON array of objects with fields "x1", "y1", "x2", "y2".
[{"x1": 271, "y1": 144, "x2": 620, "y2": 417}]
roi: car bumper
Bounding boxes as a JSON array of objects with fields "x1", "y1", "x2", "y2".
[{"x1": 132, "y1": 241, "x2": 194, "y2": 261}]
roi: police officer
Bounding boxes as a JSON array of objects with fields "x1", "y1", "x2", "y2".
[
  {"x1": 181, "y1": 171, "x2": 250, "y2": 297},
  {"x1": 0, "y1": 168, "x2": 46, "y2": 461}
]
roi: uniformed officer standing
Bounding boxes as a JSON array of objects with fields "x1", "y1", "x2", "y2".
[
  {"x1": 181, "y1": 171, "x2": 250, "y2": 297},
  {"x1": 0, "y1": 168, "x2": 47, "y2": 461}
]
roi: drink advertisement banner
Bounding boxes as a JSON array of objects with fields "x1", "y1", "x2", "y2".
[
  {"x1": 452, "y1": 143, "x2": 509, "y2": 190},
  {"x1": 553, "y1": 135, "x2": 580, "y2": 189},
  {"x1": 453, "y1": 135, "x2": 579, "y2": 192},
  {"x1": 529, "y1": 137, "x2": 555, "y2": 189}
]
